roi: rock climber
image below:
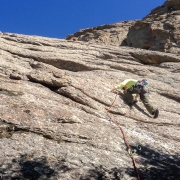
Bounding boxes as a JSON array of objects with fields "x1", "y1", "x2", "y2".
[{"x1": 111, "y1": 79, "x2": 159, "y2": 118}]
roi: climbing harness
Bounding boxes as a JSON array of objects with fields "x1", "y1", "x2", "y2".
[{"x1": 105, "y1": 92, "x2": 141, "y2": 180}]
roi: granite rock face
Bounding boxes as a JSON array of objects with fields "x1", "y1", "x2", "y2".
[
  {"x1": 66, "y1": 0, "x2": 180, "y2": 55},
  {"x1": 66, "y1": 21, "x2": 136, "y2": 47},
  {"x1": 126, "y1": 0, "x2": 180, "y2": 54},
  {"x1": 0, "y1": 31, "x2": 180, "y2": 180}
]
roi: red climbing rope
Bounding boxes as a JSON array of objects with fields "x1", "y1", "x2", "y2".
[{"x1": 105, "y1": 92, "x2": 141, "y2": 180}]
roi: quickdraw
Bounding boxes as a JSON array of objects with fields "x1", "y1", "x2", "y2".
[
  {"x1": 128, "y1": 148, "x2": 136, "y2": 157},
  {"x1": 136, "y1": 144, "x2": 142, "y2": 151}
]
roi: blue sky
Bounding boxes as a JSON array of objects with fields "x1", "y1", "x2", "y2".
[{"x1": 0, "y1": 0, "x2": 165, "y2": 39}]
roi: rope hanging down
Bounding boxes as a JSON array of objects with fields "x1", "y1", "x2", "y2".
[{"x1": 105, "y1": 92, "x2": 141, "y2": 180}]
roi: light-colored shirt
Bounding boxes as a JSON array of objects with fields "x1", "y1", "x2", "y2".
[{"x1": 115, "y1": 79, "x2": 138, "y2": 89}]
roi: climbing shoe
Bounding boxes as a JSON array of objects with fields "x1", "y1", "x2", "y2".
[{"x1": 153, "y1": 109, "x2": 159, "y2": 119}]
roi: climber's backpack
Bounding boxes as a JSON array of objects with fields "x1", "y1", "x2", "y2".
[{"x1": 135, "y1": 79, "x2": 148, "y2": 93}]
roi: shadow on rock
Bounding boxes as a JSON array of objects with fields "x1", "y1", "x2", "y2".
[
  {"x1": 0, "y1": 155, "x2": 71, "y2": 180},
  {"x1": 79, "y1": 145, "x2": 180, "y2": 180},
  {"x1": 133, "y1": 104, "x2": 152, "y2": 118},
  {"x1": 133, "y1": 144, "x2": 180, "y2": 180},
  {"x1": 79, "y1": 165, "x2": 135, "y2": 180},
  {"x1": 18, "y1": 155, "x2": 55, "y2": 180},
  {"x1": 0, "y1": 146, "x2": 179, "y2": 180}
]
